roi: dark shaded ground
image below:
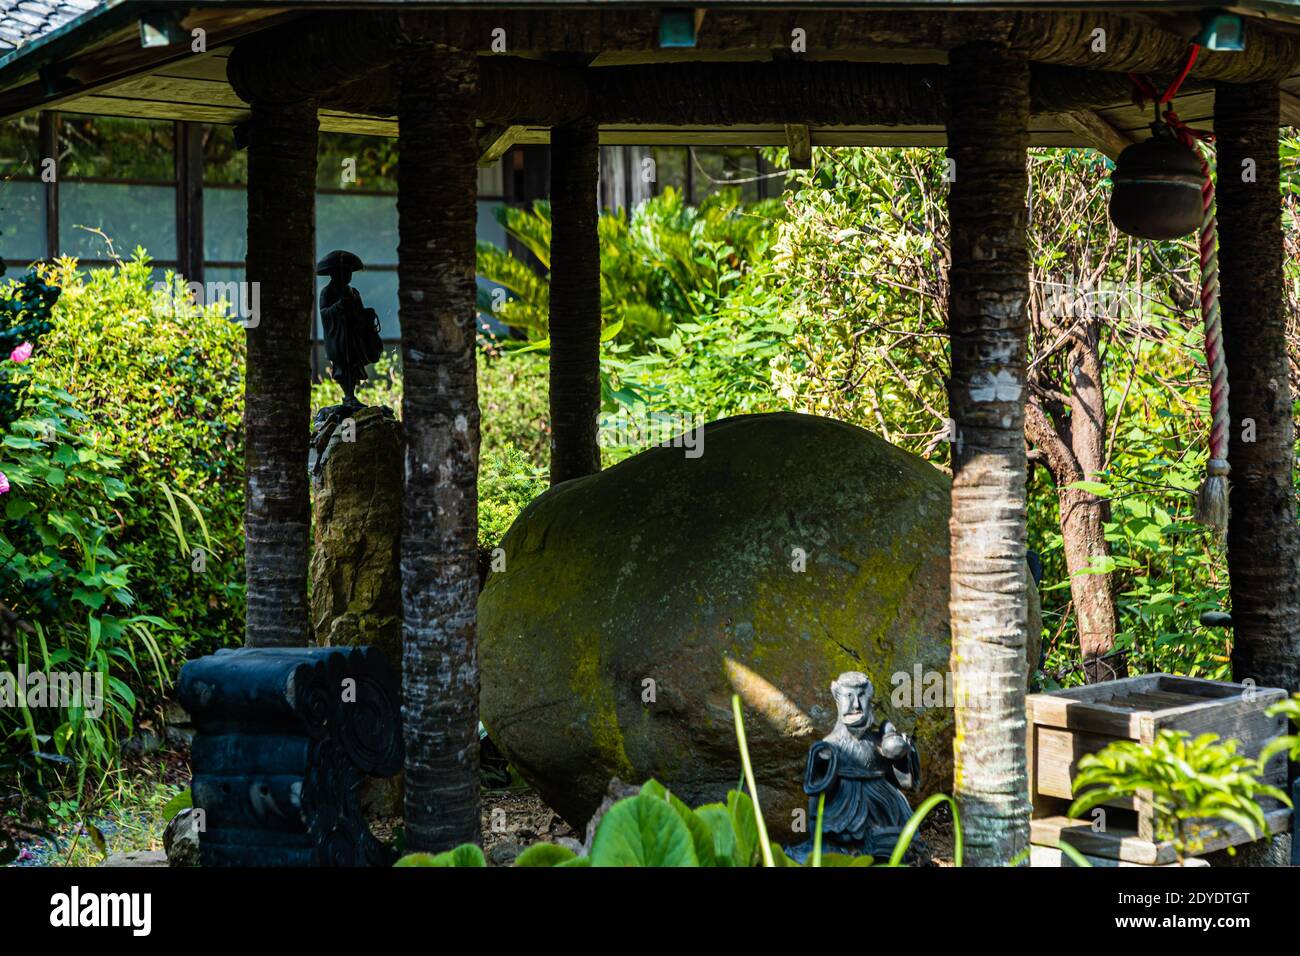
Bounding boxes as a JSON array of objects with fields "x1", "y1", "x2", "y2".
[{"x1": 7, "y1": 744, "x2": 953, "y2": 867}]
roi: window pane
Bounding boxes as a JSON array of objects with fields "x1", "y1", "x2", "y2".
[
  {"x1": 204, "y1": 186, "x2": 247, "y2": 262},
  {"x1": 317, "y1": 134, "x2": 398, "y2": 192},
  {"x1": 650, "y1": 147, "x2": 687, "y2": 196},
  {"x1": 344, "y1": 269, "x2": 399, "y2": 340},
  {"x1": 317, "y1": 192, "x2": 397, "y2": 267},
  {"x1": 0, "y1": 180, "x2": 46, "y2": 265},
  {"x1": 690, "y1": 147, "x2": 760, "y2": 203},
  {"x1": 202, "y1": 266, "x2": 252, "y2": 324},
  {"x1": 60, "y1": 182, "x2": 177, "y2": 261},
  {"x1": 59, "y1": 115, "x2": 174, "y2": 181},
  {"x1": 202, "y1": 124, "x2": 246, "y2": 186},
  {"x1": 0, "y1": 116, "x2": 41, "y2": 174}
]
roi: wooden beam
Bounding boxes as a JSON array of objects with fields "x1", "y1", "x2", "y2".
[
  {"x1": 0, "y1": 10, "x2": 298, "y2": 122},
  {"x1": 784, "y1": 123, "x2": 812, "y2": 169},
  {"x1": 1052, "y1": 110, "x2": 1134, "y2": 161},
  {"x1": 477, "y1": 124, "x2": 525, "y2": 167},
  {"x1": 40, "y1": 110, "x2": 58, "y2": 260},
  {"x1": 1281, "y1": 90, "x2": 1300, "y2": 127},
  {"x1": 548, "y1": 117, "x2": 603, "y2": 485}
]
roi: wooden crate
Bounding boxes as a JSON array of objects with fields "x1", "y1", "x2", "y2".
[{"x1": 1027, "y1": 673, "x2": 1288, "y2": 864}]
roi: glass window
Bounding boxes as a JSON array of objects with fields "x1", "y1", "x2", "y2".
[
  {"x1": 317, "y1": 133, "x2": 398, "y2": 192},
  {"x1": 0, "y1": 180, "x2": 46, "y2": 266},
  {"x1": 202, "y1": 124, "x2": 246, "y2": 186},
  {"x1": 60, "y1": 182, "x2": 177, "y2": 261},
  {"x1": 2, "y1": 118, "x2": 48, "y2": 268},
  {"x1": 690, "y1": 147, "x2": 760, "y2": 203},
  {"x1": 344, "y1": 269, "x2": 400, "y2": 340},
  {"x1": 317, "y1": 192, "x2": 398, "y2": 267},
  {"x1": 59, "y1": 115, "x2": 174, "y2": 181},
  {"x1": 204, "y1": 186, "x2": 247, "y2": 262},
  {"x1": 649, "y1": 147, "x2": 688, "y2": 196}
]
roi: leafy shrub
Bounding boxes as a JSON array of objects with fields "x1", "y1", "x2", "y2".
[
  {"x1": 0, "y1": 268, "x2": 59, "y2": 430},
  {"x1": 476, "y1": 187, "x2": 784, "y2": 348},
  {"x1": 1068, "y1": 729, "x2": 1290, "y2": 863},
  {"x1": 32, "y1": 257, "x2": 245, "y2": 664},
  {"x1": 1, "y1": 313, "x2": 173, "y2": 827}
]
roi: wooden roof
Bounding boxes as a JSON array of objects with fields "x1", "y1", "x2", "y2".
[{"x1": 2, "y1": 3, "x2": 1299, "y2": 149}]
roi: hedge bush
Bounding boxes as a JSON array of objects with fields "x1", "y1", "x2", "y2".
[{"x1": 34, "y1": 257, "x2": 246, "y2": 660}]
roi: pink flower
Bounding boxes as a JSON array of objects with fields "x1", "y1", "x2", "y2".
[
  {"x1": 0, "y1": 472, "x2": 9, "y2": 495},
  {"x1": 8, "y1": 342, "x2": 32, "y2": 363}
]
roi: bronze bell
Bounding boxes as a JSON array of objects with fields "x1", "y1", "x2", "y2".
[{"x1": 1108, "y1": 127, "x2": 1204, "y2": 241}]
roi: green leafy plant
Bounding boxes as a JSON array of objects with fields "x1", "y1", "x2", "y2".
[
  {"x1": 32, "y1": 256, "x2": 244, "y2": 666},
  {"x1": 0, "y1": 373, "x2": 175, "y2": 792},
  {"x1": 1067, "y1": 729, "x2": 1290, "y2": 863},
  {"x1": 1261, "y1": 694, "x2": 1300, "y2": 765},
  {"x1": 476, "y1": 188, "x2": 783, "y2": 349}
]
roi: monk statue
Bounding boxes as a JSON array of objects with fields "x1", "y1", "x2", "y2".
[
  {"x1": 786, "y1": 671, "x2": 923, "y2": 863},
  {"x1": 316, "y1": 249, "x2": 383, "y2": 408}
]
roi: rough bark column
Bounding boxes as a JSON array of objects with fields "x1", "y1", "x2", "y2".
[
  {"x1": 396, "y1": 45, "x2": 482, "y2": 851},
  {"x1": 1216, "y1": 82, "x2": 1300, "y2": 693},
  {"x1": 548, "y1": 118, "x2": 603, "y2": 485},
  {"x1": 945, "y1": 41, "x2": 1033, "y2": 866},
  {"x1": 243, "y1": 98, "x2": 317, "y2": 648}
]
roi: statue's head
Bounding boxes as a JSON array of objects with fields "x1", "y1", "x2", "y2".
[
  {"x1": 315, "y1": 249, "x2": 365, "y2": 284},
  {"x1": 831, "y1": 672, "x2": 874, "y2": 735}
]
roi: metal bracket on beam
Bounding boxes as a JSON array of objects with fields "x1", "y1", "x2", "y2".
[
  {"x1": 785, "y1": 124, "x2": 812, "y2": 170},
  {"x1": 139, "y1": 9, "x2": 191, "y2": 49},
  {"x1": 659, "y1": 9, "x2": 704, "y2": 49},
  {"x1": 478, "y1": 124, "x2": 525, "y2": 167}
]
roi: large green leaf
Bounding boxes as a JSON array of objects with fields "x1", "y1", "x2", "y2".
[
  {"x1": 514, "y1": 843, "x2": 577, "y2": 867},
  {"x1": 726, "y1": 790, "x2": 760, "y2": 867},
  {"x1": 588, "y1": 793, "x2": 699, "y2": 867},
  {"x1": 640, "y1": 779, "x2": 716, "y2": 866},
  {"x1": 394, "y1": 844, "x2": 486, "y2": 867},
  {"x1": 694, "y1": 803, "x2": 738, "y2": 867}
]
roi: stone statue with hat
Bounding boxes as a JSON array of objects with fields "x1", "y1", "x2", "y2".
[{"x1": 316, "y1": 249, "x2": 384, "y2": 409}]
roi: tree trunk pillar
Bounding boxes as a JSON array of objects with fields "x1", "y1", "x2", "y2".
[
  {"x1": 548, "y1": 117, "x2": 603, "y2": 485},
  {"x1": 1215, "y1": 81, "x2": 1300, "y2": 693},
  {"x1": 243, "y1": 98, "x2": 317, "y2": 648},
  {"x1": 945, "y1": 40, "x2": 1033, "y2": 866},
  {"x1": 396, "y1": 45, "x2": 483, "y2": 852}
]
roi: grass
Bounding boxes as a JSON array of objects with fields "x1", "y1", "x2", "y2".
[{"x1": 6, "y1": 751, "x2": 188, "y2": 867}]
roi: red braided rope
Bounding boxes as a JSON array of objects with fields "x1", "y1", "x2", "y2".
[{"x1": 1128, "y1": 45, "x2": 1230, "y2": 529}]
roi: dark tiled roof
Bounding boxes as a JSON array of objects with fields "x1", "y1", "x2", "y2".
[{"x1": 0, "y1": 0, "x2": 102, "y2": 55}]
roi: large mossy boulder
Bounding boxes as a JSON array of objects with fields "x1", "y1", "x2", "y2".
[{"x1": 479, "y1": 412, "x2": 1039, "y2": 840}]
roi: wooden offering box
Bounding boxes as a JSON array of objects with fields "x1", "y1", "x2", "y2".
[{"x1": 1027, "y1": 674, "x2": 1290, "y2": 865}]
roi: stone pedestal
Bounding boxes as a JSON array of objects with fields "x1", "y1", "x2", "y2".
[
  {"x1": 310, "y1": 404, "x2": 405, "y2": 817},
  {"x1": 310, "y1": 405, "x2": 404, "y2": 666}
]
